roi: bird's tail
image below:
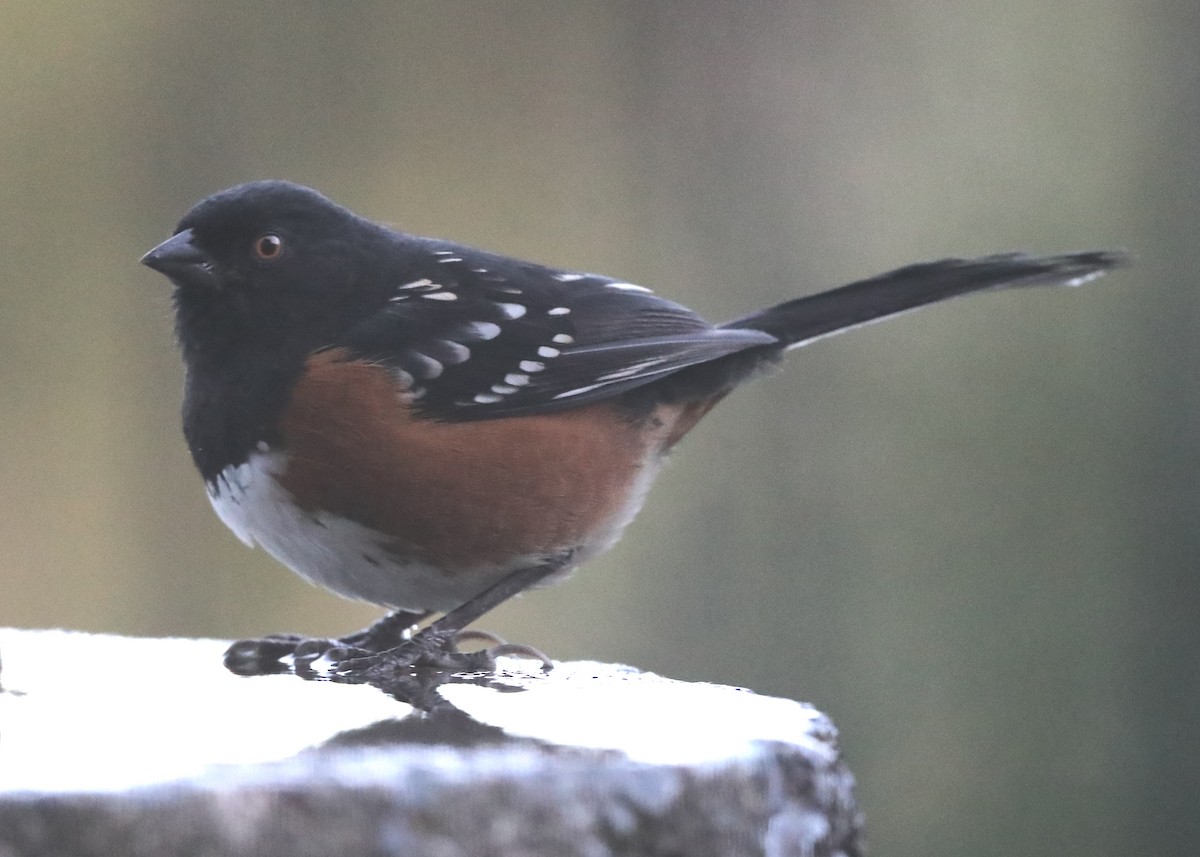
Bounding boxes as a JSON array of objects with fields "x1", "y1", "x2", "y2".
[{"x1": 721, "y1": 251, "x2": 1129, "y2": 349}]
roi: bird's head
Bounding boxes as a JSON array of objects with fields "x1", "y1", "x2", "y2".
[{"x1": 142, "y1": 180, "x2": 393, "y2": 359}]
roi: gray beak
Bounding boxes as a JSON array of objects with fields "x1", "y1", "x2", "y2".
[{"x1": 141, "y1": 228, "x2": 218, "y2": 289}]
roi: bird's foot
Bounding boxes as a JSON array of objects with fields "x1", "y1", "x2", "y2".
[
  {"x1": 223, "y1": 615, "x2": 551, "y2": 680},
  {"x1": 225, "y1": 556, "x2": 570, "y2": 679},
  {"x1": 329, "y1": 627, "x2": 553, "y2": 683},
  {"x1": 223, "y1": 608, "x2": 430, "y2": 677}
]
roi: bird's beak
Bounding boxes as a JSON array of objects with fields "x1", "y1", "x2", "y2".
[{"x1": 140, "y1": 228, "x2": 218, "y2": 289}]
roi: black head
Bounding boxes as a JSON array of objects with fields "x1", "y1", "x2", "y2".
[
  {"x1": 142, "y1": 181, "x2": 394, "y2": 362},
  {"x1": 144, "y1": 181, "x2": 408, "y2": 479}
]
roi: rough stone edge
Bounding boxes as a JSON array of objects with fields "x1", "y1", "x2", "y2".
[{"x1": 0, "y1": 740, "x2": 862, "y2": 857}]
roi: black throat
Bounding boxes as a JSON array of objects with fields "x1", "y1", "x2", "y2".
[{"x1": 173, "y1": 286, "x2": 314, "y2": 486}]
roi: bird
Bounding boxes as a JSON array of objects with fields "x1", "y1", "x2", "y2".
[{"x1": 141, "y1": 180, "x2": 1126, "y2": 678}]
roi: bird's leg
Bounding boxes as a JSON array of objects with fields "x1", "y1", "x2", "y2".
[
  {"x1": 224, "y1": 608, "x2": 431, "y2": 676},
  {"x1": 338, "y1": 609, "x2": 433, "y2": 651},
  {"x1": 332, "y1": 550, "x2": 575, "y2": 679}
]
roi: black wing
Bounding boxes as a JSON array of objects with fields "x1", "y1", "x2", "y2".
[{"x1": 338, "y1": 238, "x2": 777, "y2": 420}]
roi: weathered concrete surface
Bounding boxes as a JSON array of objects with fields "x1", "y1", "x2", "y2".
[{"x1": 0, "y1": 628, "x2": 862, "y2": 856}]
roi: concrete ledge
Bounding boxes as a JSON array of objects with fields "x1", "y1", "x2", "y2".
[{"x1": 0, "y1": 628, "x2": 862, "y2": 856}]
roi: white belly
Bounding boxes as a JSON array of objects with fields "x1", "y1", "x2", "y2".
[
  {"x1": 205, "y1": 449, "x2": 659, "y2": 612},
  {"x1": 207, "y1": 450, "x2": 495, "y2": 611}
]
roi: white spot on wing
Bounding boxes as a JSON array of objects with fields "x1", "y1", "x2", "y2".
[
  {"x1": 490, "y1": 384, "x2": 519, "y2": 395},
  {"x1": 406, "y1": 351, "x2": 444, "y2": 379},
  {"x1": 547, "y1": 307, "x2": 571, "y2": 316},
  {"x1": 554, "y1": 273, "x2": 585, "y2": 282},
  {"x1": 496, "y1": 302, "x2": 527, "y2": 319},
  {"x1": 552, "y1": 334, "x2": 574, "y2": 344},
  {"x1": 465, "y1": 321, "x2": 502, "y2": 340},
  {"x1": 596, "y1": 358, "x2": 668, "y2": 382},
  {"x1": 504, "y1": 373, "x2": 530, "y2": 386},
  {"x1": 519, "y1": 360, "x2": 545, "y2": 373},
  {"x1": 473, "y1": 393, "x2": 503, "y2": 404},
  {"x1": 422, "y1": 291, "x2": 458, "y2": 301},
  {"x1": 553, "y1": 382, "x2": 607, "y2": 399},
  {"x1": 437, "y1": 256, "x2": 463, "y2": 264},
  {"x1": 391, "y1": 368, "x2": 415, "y2": 389},
  {"x1": 607, "y1": 282, "x2": 652, "y2": 293},
  {"x1": 436, "y1": 340, "x2": 471, "y2": 364},
  {"x1": 537, "y1": 346, "x2": 560, "y2": 358}
]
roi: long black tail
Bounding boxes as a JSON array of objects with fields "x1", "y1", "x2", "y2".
[{"x1": 721, "y1": 251, "x2": 1129, "y2": 348}]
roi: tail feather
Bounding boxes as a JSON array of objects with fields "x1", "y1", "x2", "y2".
[{"x1": 721, "y1": 251, "x2": 1129, "y2": 349}]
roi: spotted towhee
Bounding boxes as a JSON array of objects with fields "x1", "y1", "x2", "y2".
[{"x1": 141, "y1": 180, "x2": 1126, "y2": 678}]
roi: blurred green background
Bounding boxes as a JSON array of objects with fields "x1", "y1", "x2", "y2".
[{"x1": 3, "y1": 2, "x2": 1196, "y2": 854}]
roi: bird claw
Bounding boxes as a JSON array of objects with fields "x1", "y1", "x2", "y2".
[
  {"x1": 223, "y1": 622, "x2": 552, "y2": 680},
  {"x1": 224, "y1": 635, "x2": 310, "y2": 676},
  {"x1": 329, "y1": 628, "x2": 536, "y2": 681}
]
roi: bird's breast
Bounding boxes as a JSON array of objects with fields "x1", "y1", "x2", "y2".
[{"x1": 205, "y1": 350, "x2": 675, "y2": 611}]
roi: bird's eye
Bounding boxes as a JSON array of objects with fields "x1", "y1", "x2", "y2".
[{"x1": 253, "y1": 234, "x2": 284, "y2": 261}]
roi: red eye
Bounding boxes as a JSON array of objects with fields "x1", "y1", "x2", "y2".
[{"x1": 253, "y1": 234, "x2": 284, "y2": 261}]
